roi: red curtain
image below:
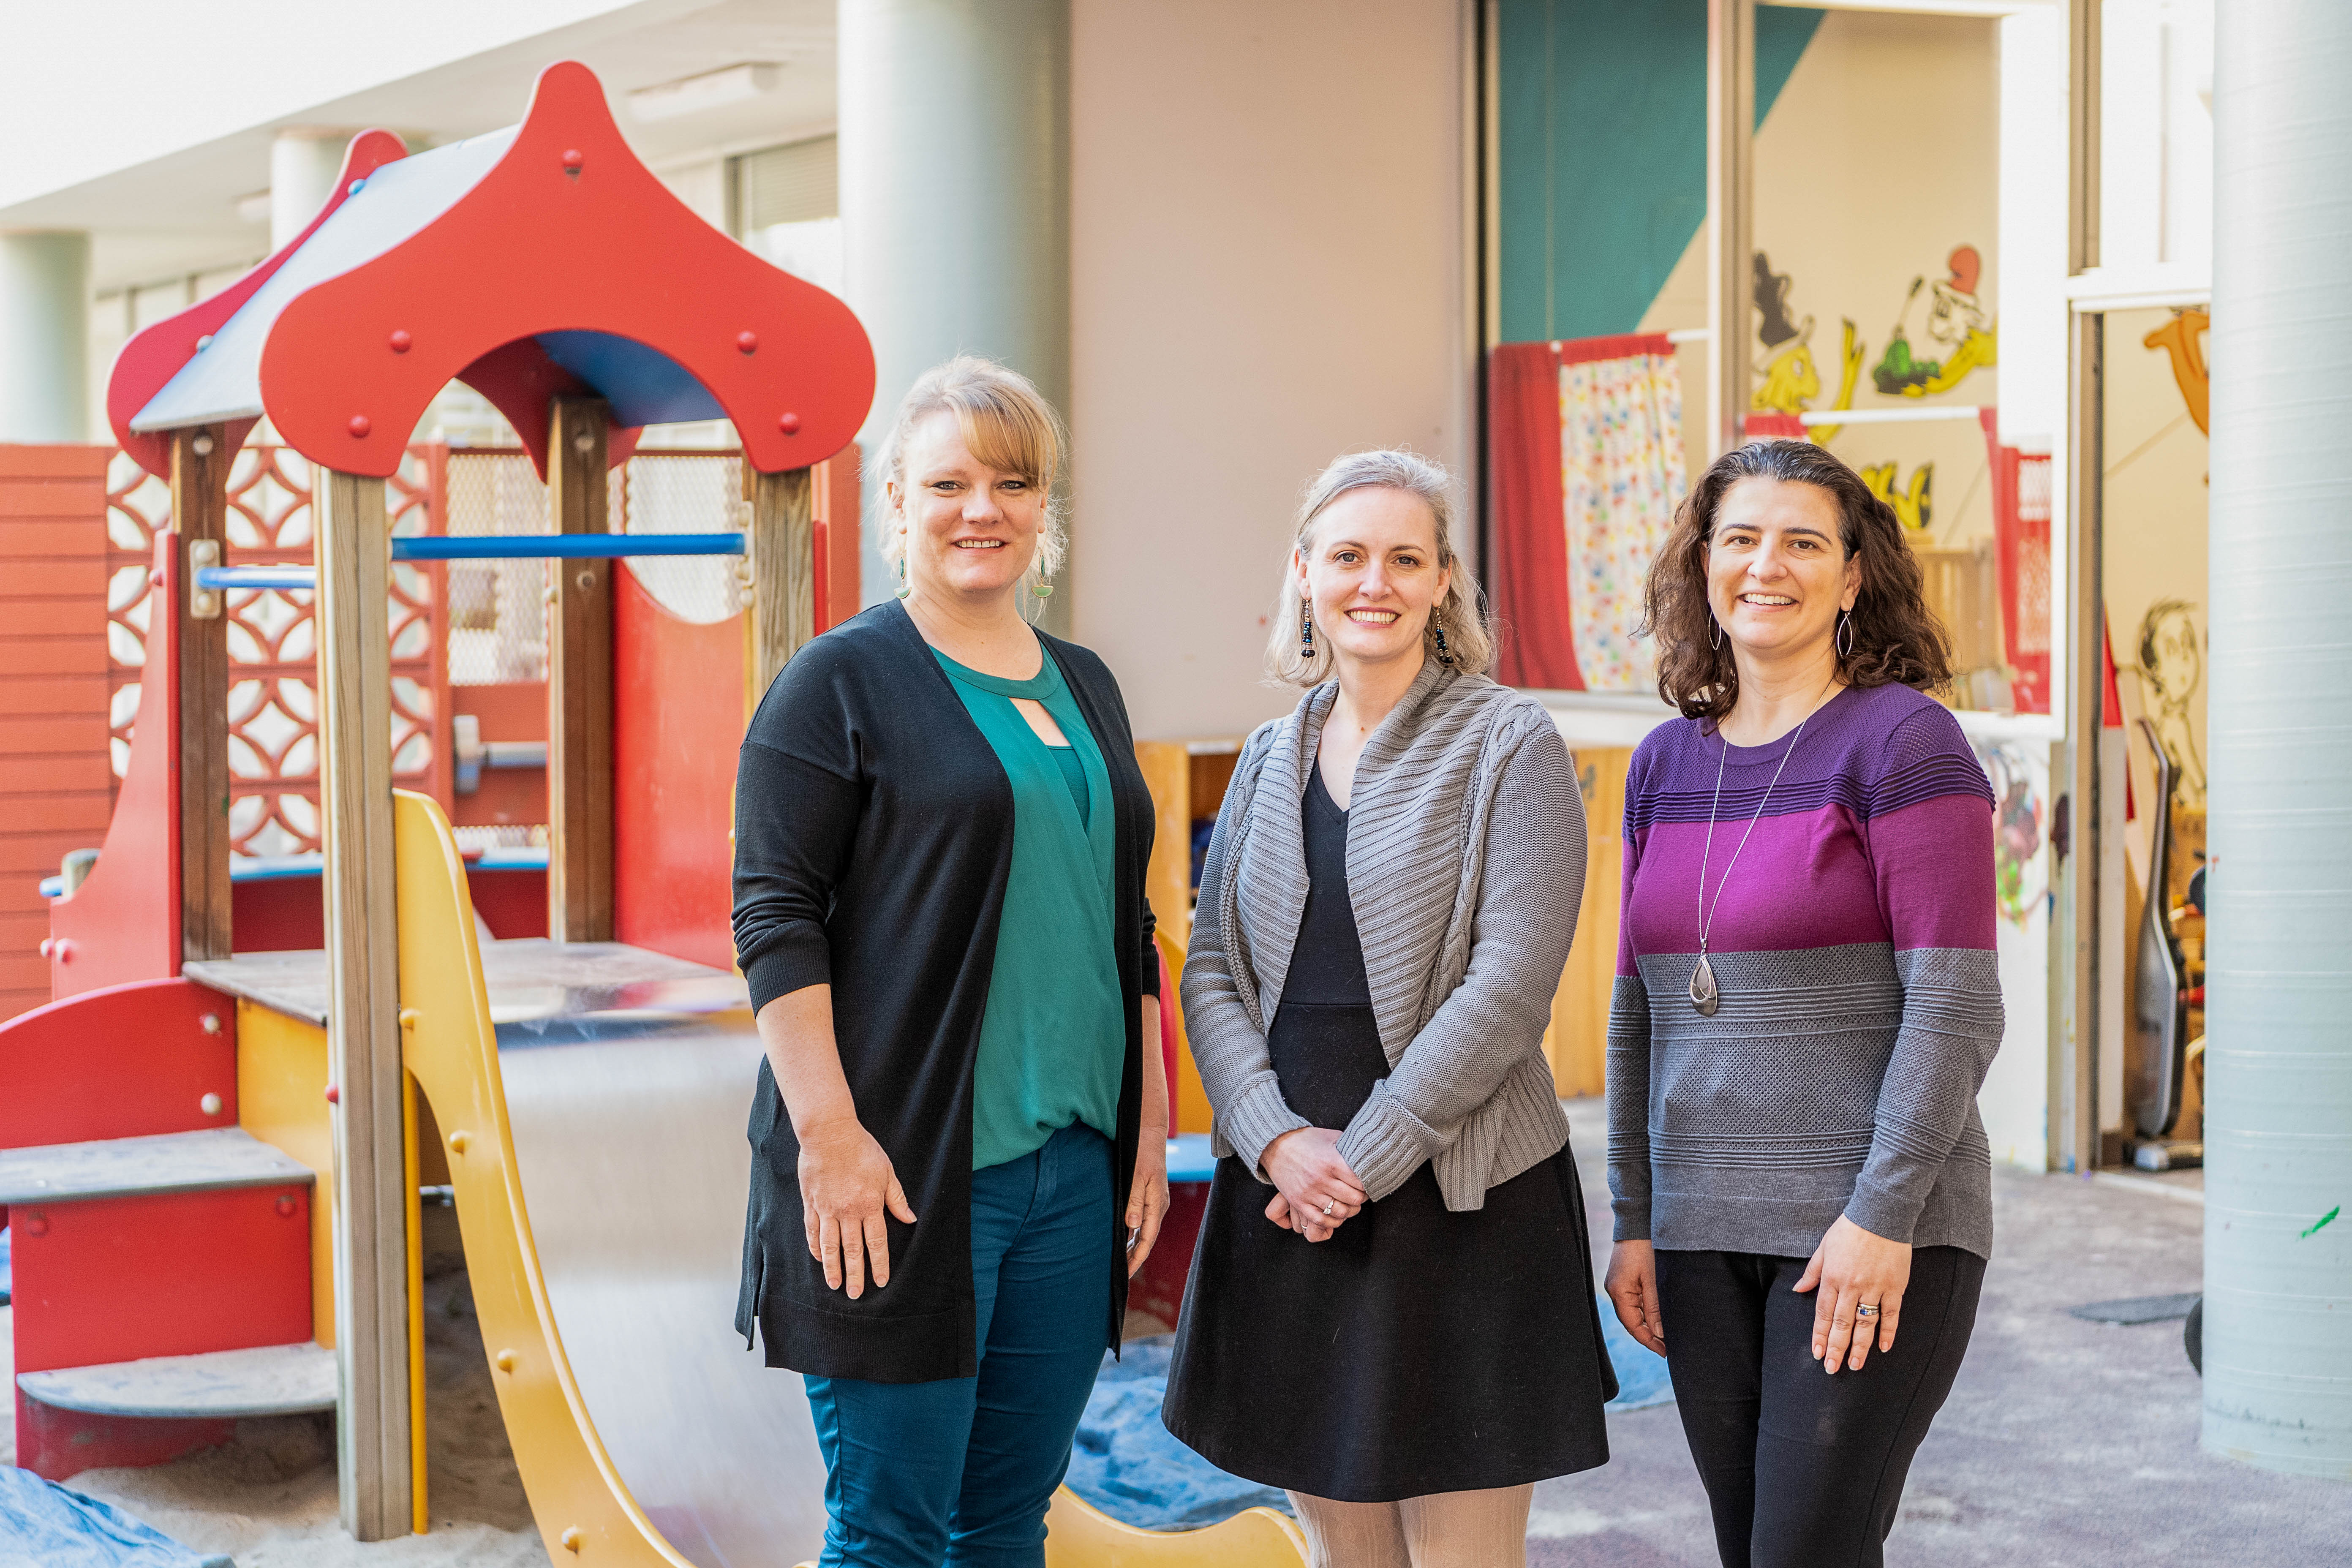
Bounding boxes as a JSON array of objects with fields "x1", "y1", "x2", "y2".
[{"x1": 1488, "y1": 342, "x2": 1584, "y2": 690}]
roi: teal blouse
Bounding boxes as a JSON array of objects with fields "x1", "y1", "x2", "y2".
[{"x1": 931, "y1": 644, "x2": 1126, "y2": 1170}]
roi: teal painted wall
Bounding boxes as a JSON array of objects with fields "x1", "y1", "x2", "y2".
[{"x1": 1497, "y1": 0, "x2": 1823, "y2": 343}]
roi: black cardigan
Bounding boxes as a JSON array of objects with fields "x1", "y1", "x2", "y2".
[{"x1": 730, "y1": 600, "x2": 1159, "y2": 1383}]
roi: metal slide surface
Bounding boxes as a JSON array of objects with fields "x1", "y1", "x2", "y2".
[
  {"x1": 488, "y1": 952, "x2": 826, "y2": 1565},
  {"x1": 391, "y1": 792, "x2": 1305, "y2": 1568}
]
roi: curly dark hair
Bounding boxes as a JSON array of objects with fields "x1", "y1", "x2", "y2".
[{"x1": 1642, "y1": 438, "x2": 1953, "y2": 721}]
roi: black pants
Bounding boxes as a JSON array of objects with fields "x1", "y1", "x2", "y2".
[{"x1": 1655, "y1": 1246, "x2": 1986, "y2": 1568}]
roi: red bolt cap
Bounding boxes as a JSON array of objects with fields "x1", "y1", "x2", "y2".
[
  {"x1": 348, "y1": 415, "x2": 371, "y2": 438},
  {"x1": 38, "y1": 938, "x2": 52, "y2": 958},
  {"x1": 561, "y1": 148, "x2": 585, "y2": 171},
  {"x1": 26, "y1": 1215, "x2": 47, "y2": 1236},
  {"x1": 150, "y1": 568, "x2": 166, "y2": 588},
  {"x1": 778, "y1": 412, "x2": 802, "y2": 435},
  {"x1": 53, "y1": 939, "x2": 71, "y2": 962},
  {"x1": 389, "y1": 329, "x2": 412, "y2": 353},
  {"x1": 737, "y1": 330, "x2": 759, "y2": 354},
  {"x1": 325, "y1": 1084, "x2": 340, "y2": 1105},
  {"x1": 276, "y1": 1195, "x2": 298, "y2": 1217}
]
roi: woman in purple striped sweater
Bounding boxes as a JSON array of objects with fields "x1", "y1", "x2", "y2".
[{"x1": 1603, "y1": 439, "x2": 2003, "y2": 1568}]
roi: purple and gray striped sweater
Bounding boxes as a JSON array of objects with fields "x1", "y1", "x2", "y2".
[{"x1": 1605, "y1": 682, "x2": 2004, "y2": 1260}]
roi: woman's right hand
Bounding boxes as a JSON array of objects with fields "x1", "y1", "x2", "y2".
[
  {"x1": 797, "y1": 1117, "x2": 918, "y2": 1299},
  {"x1": 1605, "y1": 1239, "x2": 1665, "y2": 1355},
  {"x1": 1261, "y1": 1127, "x2": 1367, "y2": 1241}
]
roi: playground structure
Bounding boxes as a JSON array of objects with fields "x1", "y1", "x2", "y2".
[{"x1": 1, "y1": 62, "x2": 1302, "y2": 1566}]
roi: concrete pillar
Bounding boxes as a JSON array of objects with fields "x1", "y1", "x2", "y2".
[
  {"x1": 272, "y1": 131, "x2": 353, "y2": 252},
  {"x1": 839, "y1": 0, "x2": 1070, "y2": 632},
  {"x1": 2203, "y1": 0, "x2": 2352, "y2": 1481},
  {"x1": 0, "y1": 231, "x2": 92, "y2": 443}
]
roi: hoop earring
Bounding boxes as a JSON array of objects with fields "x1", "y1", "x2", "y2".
[
  {"x1": 1709, "y1": 616, "x2": 1723, "y2": 651},
  {"x1": 1837, "y1": 610, "x2": 1854, "y2": 658},
  {"x1": 1299, "y1": 600, "x2": 1315, "y2": 656}
]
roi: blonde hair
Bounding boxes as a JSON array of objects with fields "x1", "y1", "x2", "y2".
[
  {"x1": 871, "y1": 356, "x2": 1068, "y2": 598},
  {"x1": 1266, "y1": 449, "x2": 1493, "y2": 685}
]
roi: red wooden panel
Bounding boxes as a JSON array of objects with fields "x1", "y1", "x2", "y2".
[
  {"x1": 45, "y1": 538, "x2": 180, "y2": 999},
  {"x1": 0, "y1": 675, "x2": 109, "y2": 716},
  {"x1": 8, "y1": 1184, "x2": 312, "y2": 1372},
  {"x1": 0, "y1": 487, "x2": 109, "y2": 521},
  {"x1": 612, "y1": 567, "x2": 739, "y2": 969},
  {"x1": 0, "y1": 977, "x2": 236, "y2": 1148},
  {"x1": 469, "y1": 865, "x2": 550, "y2": 940},
  {"x1": 0, "y1": 715, "x2": 113, "y2": 754},
  {"x1": 0, "y1": 603, "x2": 108, "y2": 642},
  {"x1": 0, "y1": 520, "x2": 107, "y2": 553},
  {"x1": 229, "y1": 877, "x2": 324, "y2": 953},
  {"x1": 0, "y1": 446, "x2": 112, "y2": 482},
  {"x1": 0, "y1": 641, "x2": 106, "y2": 679},
  {"x1": 14, "y1": 1392, "x2": 232, "y2": 1482},
  {"x1": 0, "y1": 560, "x2": 104, "y2": 596}
]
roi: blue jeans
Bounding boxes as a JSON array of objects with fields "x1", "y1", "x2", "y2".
[{"x1": 804, "y1": 1122, "x2": 1115, "y2": 1568}]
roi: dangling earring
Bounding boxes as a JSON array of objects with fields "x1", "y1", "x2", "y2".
[
  {"x1": 1032, "y1": 576, "x2": 1054, "y2": 599},
  {"x1": 894, "y1": 555, "x2": 911, "y2": 600},
  {"x1": 1837, "y1": 609, "x2": 1855, "y2": 658},
  {"x1": 1299, "y1": 599, "x2": 1315, "y2": 656},
  {"x1": 1710, "y1": 617, "x2": 1723, "y2": 651},
  {"x1": 1432, "y1": 619, "x2": 1454, "y2": 666}
]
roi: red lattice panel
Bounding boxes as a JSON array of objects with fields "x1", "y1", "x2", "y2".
[{"x1": 103, "y1": 444, "x2": 448, "y2": 856}]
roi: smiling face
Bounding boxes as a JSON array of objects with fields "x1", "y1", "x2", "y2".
[
  {"x1": 887, "y1": 410, "x2": 1044, "y2": 604},
  {"x1": 1706, "y1": 477, "x2": 1860, "y2": 665},
  {"x1": 1295, "y1": 485, "x2": 1452, "y2": 675}
]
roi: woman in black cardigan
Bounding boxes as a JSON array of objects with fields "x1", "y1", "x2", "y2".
[{"x1": 732, "y1": 357, "x2": 1167, "y2": 1568}]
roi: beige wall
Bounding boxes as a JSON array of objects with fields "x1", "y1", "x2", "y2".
[{"x1": 1069, "y1": 0, "x2": 1473, "y2": 742}]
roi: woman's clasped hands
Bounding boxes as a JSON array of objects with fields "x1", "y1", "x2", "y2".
[{"x1": 1260, "y1": 1127, "x2": 1367, "y2": 1243}]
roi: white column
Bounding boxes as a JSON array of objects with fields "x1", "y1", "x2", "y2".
[
  {"x1": 0, "y1": 231, "x2": 91, "y2": 443},
  {"x1": 839, "y1": 0, "x2": 1070, "y2": 630},
  {"x1": 272, "y1": 131, "x2": 353, "y2": 252},
  {"x1": 2204, "y1": 0, "x2": 2352, "y2": 1482}
]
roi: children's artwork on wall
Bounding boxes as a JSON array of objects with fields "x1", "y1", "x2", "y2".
[
  {"x1": 1977, "y1": 740, "x2": 2049, "y2": 931},
  {"x1": 1748, "y1": 252, "x2": 1865, "y2": 431},
  {"x1": 2144, "y1": 307, "x2": 2210, "y2": 437},
  {"x1": 2137, "y1": 597, "x2": 2207, "y2": 810},
  {"x1": 1487, "y1": 333, "x2": 1685, "y2": 693},
  {"x1": 1859, "y1": 460, "x2": 1933, "y2": 532},
  {"x1": 1873, "y1": 246, "x2": 1998, "y2": 397}
]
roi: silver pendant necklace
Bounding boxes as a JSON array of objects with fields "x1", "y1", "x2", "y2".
[{"x1": 1691, "y1": 711, "x2": 1816, "y2": 1016}]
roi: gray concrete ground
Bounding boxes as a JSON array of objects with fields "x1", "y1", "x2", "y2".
[
  {"x1": 1535, "y1": 1100, "x2": 2351, "y2": 1567},
  {"x1": 5, "y1": 1102, "x2": 2344, "y2": 1566}
]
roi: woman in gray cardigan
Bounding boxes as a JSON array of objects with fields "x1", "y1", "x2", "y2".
[{"x1": 1162, "y1": 450, "x2": 1615, "y2": 1568}]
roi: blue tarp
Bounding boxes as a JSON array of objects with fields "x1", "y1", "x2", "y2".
[
  {"x1": 0, "y1": 1467, "x2": 231, "y2": 1568},
  {"x1": 1067, "y1": 1305, "x2": 1672, "y2": 1532}
]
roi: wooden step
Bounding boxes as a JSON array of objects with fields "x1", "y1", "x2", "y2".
[
  {"x1": 0, "y1": 1127, "x2": 313, "y2": 1205},
  {"x1": 17, "y1": 1341, "x2": 335, "y2": 1420}
]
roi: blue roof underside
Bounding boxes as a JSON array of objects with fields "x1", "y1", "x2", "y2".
[
  {"x1": 131, "y1": 127, "x2": 519, "y2": 432},
  {"x1": 536, "y1": 330, "x2": 724, "y2": 426}
]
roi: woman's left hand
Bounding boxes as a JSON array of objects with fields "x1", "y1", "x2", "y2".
[
  {"x1": 1794, "y1": 1214, "x2": 1911, "y2": 1373},
  {"x1": 1126, "y1": 1130, "x2": 1171, "y2": 1277}
]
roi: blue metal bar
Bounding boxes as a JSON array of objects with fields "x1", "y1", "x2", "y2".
[
  {"x1": 392, "y1": 534, "x2": 744, "y2": 561},
  {"x1": 197, "y1": 566, "x2": 318, "y2": 591}
]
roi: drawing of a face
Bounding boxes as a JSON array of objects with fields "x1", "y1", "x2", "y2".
[{"x1": 2139, "y1": 600, "x2": 2202, "y2": 707}]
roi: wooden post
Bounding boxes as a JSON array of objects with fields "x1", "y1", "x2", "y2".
[
  {"x1": 1704, "y1": 0, "x2": 1755, "y2": 460},
  {"x1": 748, "y1": 466, "x2": 816, "y2": 703},
  {"x1": 172, "y1": 425, "x2": 233, "y2": 960},
  {"x1": 547, "y1": 396, "x2": 614, "y2": 944},
  {"x1": 315, "y1": 467, "x2": 411, "y2": 1539}
]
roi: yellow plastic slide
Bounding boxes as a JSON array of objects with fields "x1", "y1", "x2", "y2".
[{"x1": 391, "y1": 791, "x2": 1304, "y2": 1566}]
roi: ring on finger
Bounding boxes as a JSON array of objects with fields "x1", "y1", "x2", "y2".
[
  {"x1": 1856, "y1": 1303, "x2": 1880, "y2": 1319},
  {"x1": 1321, "y1": 1197, "x2": 1334, "y2": 1217}
]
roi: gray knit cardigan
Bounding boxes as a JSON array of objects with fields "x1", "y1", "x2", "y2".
[{"x1": 1182, "y1": 658, "x2": 1587, "y2": 1210}]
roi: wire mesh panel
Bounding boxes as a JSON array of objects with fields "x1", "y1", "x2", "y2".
[
  {"x1": 444, "y1": 450, "x2": 554, "y2": 685},
  {"x1": 619, "y1": 451, "x2": 749, "y2": 625}
]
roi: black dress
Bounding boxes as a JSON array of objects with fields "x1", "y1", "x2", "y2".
[{"x1": 1161, "y1": 767, "x2": 1615, "y2": 1503}]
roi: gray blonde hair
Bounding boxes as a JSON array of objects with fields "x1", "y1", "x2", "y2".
[
  {"x1": 871, "y1": 356, "x2": 1069, "y2": 599},
  {"x1": 1266, "y1": 449, "x2": 1493, "y2": 685}
]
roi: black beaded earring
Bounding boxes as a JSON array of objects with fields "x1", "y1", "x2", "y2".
[
  {"x1": 1299, "y1": 600, "x2": 1315, "y2": 655},
  {"x1": 1432, "y1": 620, "x2": 1454, "y2": 665}
]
